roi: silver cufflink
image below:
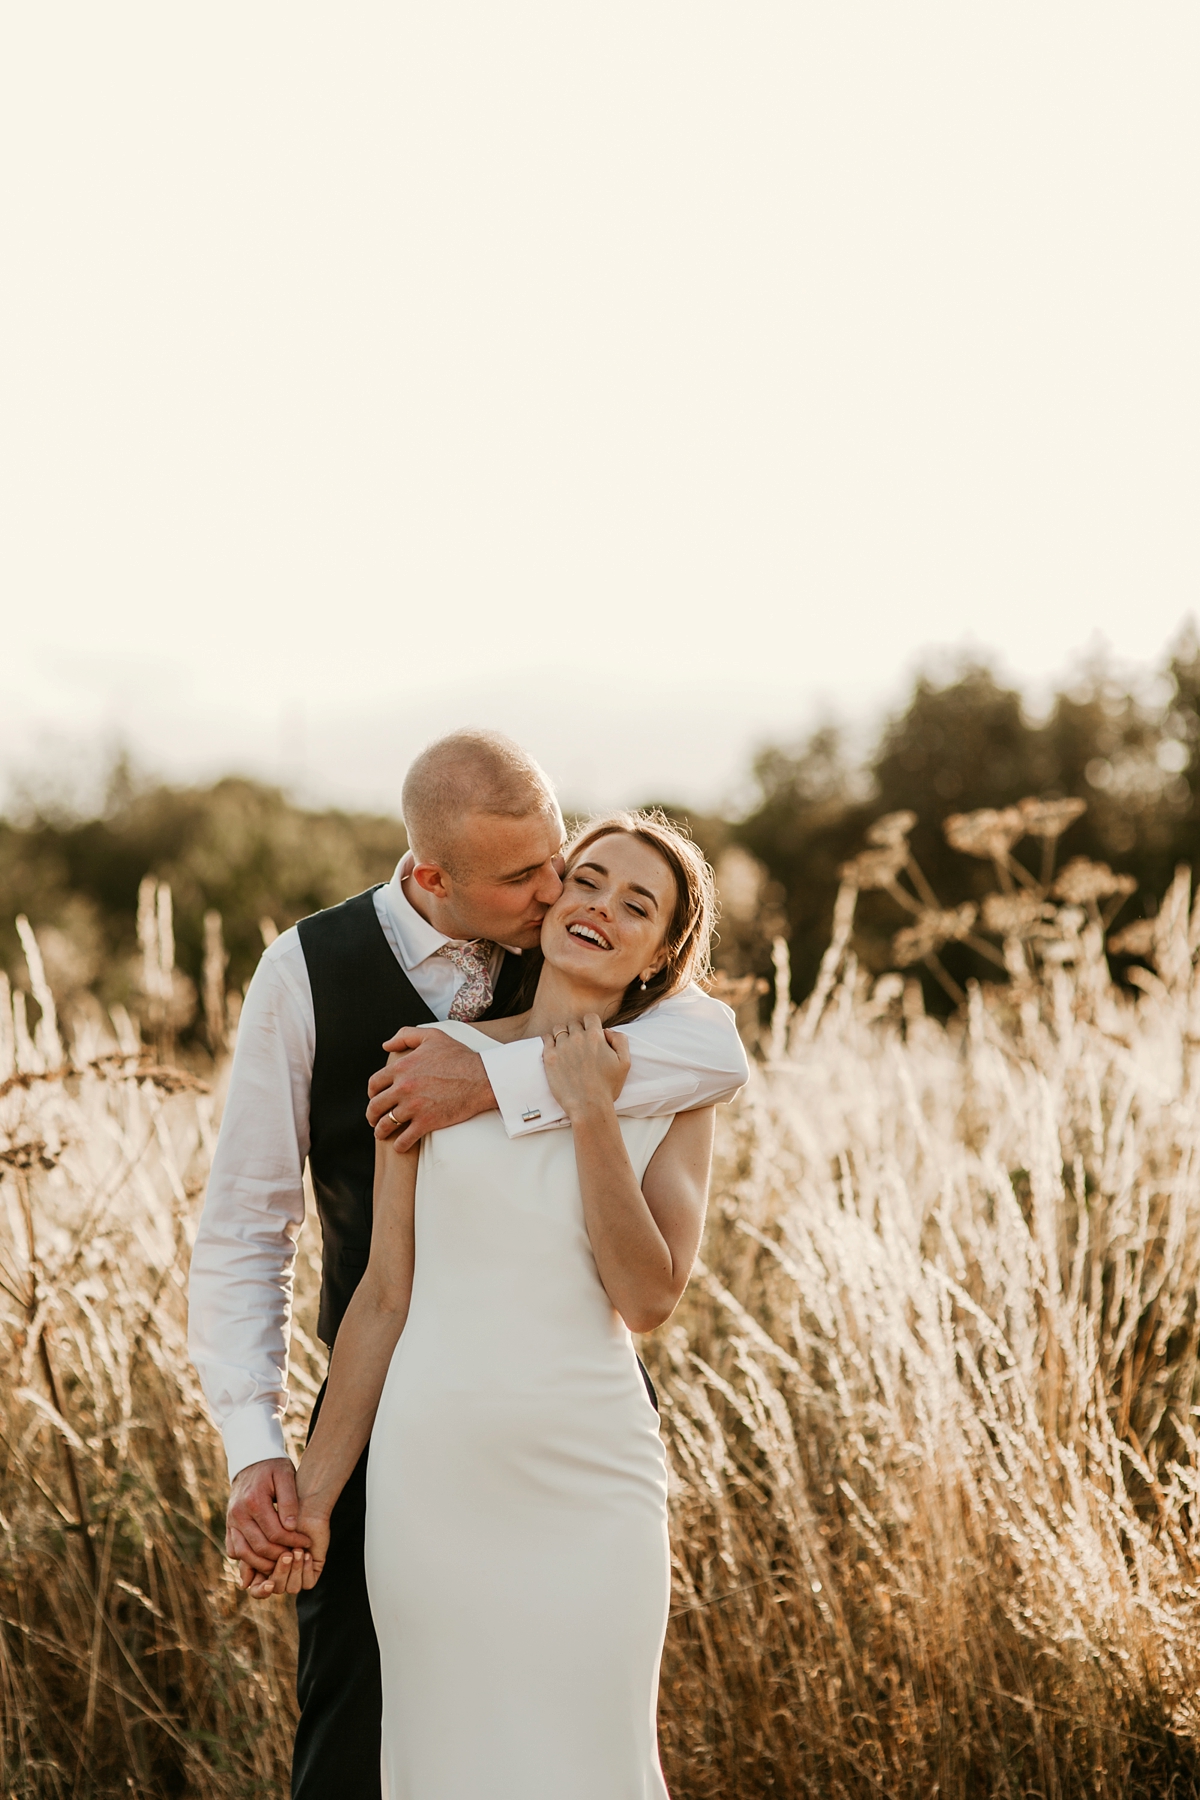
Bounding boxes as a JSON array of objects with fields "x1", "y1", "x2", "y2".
[{"x1": 521, "y1": 1107, "x2": 542, "y2": 1122}]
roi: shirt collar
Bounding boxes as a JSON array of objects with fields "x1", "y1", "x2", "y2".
[{"x1": 381, "y1": 853, "x2": 462, "y2": 971}]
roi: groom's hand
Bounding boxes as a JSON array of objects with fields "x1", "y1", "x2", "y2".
[
  {"x1": 367, "y1": 1027, "x2": 497, "y2": 1151},
  {"x1": 246, "y1": 1501, "x2": 331, "y2": 1599},
  {"x1": 226, "y1": 1457, "x2": 310, "y2": 1587}
]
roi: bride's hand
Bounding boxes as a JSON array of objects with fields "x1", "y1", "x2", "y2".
[
  {"x1": 543, "y1": 1015, "x2": 630, "y2": 1120},
  {"x1": 245, "y1": 1498, "x2": 332, "y2": 1599}
]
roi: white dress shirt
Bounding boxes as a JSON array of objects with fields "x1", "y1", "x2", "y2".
[{"x1": 188, "y1": 860, "x2": 749, "y2": 1478}]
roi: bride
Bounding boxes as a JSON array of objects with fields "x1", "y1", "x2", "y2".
[{"x1": 256, "y1": 810, "x2": 722, "y2": 1798}]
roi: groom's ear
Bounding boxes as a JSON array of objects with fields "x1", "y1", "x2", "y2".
[{"x1": 411, "y1": 861, "x2": 452, "y2": 900}]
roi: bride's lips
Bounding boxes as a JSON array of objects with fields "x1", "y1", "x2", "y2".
[{"x1": 565, "y1": 920, "x2": 613, "y2": 951}]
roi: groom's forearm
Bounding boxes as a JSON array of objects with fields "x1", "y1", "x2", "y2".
[
  {"x1": 367, "y1": 1028, "x2": 498, "y2": 1150},
  {"x1": 190, "y1": 1198, "x2": 302, "y2": 1475},
  {"x1": 188, "y1": 949, "x2": 312, "y2": 1478}
]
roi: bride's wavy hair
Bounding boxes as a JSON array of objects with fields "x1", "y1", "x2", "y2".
[{"x1": 516, "y1": 809, "x2": 717, "y2": 1027}]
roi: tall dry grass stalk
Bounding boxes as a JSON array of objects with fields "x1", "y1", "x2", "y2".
[{"x1": 4, "y1": 827, "x2": 1200, "y2": 1795}]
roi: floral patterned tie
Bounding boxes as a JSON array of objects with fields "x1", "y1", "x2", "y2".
[{"x1": 436, "y1": 940, "x2": 496, "y2": 1021}]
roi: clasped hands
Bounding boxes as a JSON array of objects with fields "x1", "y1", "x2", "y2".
[{"x1": 226, "y1": 1457, "x2": 331, "y2": 1599}]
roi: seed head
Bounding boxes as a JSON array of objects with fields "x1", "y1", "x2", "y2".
[
  {"x1": 1051, "y1": 858, "x2": 1137, "y2": 906},
  {"x1": 865, "y1": 811, "x2": 917, "y2": 849},
  {"x1": 1017, "y1": 796, "x2": 1087, "y2": 839},
  {"x1": 893, "y1": 904, "x2": 977, "y2": 966},
  {"x1": 943, "y1": 808, "x2": 1026, "y2": 861},
  {"x1": 982, "y1": 894, "x2": 1054, "y2": 940},
  {"x1": 839, "y1": 845, "x2": 909, "y2": 891}
]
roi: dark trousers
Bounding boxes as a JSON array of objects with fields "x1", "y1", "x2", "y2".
[{"x1": 292, "y1": 1389, "x2": 382, "y2": 1800}]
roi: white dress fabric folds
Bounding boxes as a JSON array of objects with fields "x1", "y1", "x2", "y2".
[{"x1": 364, "y1": 1022, "x2": 674, "y2": 1800}]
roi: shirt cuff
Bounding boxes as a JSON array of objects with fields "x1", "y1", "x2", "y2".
[
  {"x1": 222, "y1": 1404, "x2": 290, "y2": 1481},
  {"x1": 478, "y1": 1036, "x2": 568, "y2": 1137}
]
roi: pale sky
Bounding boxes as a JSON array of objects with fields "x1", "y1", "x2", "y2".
[{"x1": 2, "y1": 5, "x2": 1196, "y2": 815}]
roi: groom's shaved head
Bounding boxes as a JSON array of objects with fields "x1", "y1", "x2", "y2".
[{"x1": 402, "y1": 729, "x2": 561, "y2": 875}]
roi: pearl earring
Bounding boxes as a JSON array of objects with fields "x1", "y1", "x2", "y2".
[{"x1": 639, "y1": 977, "x2": 648, "y2": 991}]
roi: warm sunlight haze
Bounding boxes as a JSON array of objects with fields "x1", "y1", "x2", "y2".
[{"x1": 2, "y1": 4, "x2": 1197, "y2": 809}]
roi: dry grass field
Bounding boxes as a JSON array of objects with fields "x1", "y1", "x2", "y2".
[{"x1": 4, "y1": 810, "x2": 1200, "y2": 1797}]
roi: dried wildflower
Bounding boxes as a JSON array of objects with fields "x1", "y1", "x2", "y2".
[
  {"x1": 981, "y1": 894, "x2": 1053, "y2": 939},
  {"x1": 865, "y1": 811, "x2": 917, "y2": 849},
  {"x1": 1051, "y1": 858, "x2": 1137, "y2": 906},
  {"x1": 943, "y1": 808, "x2": 1026, "y2": 861},
  {"x1": 893, "y1": 904, "x2": 977, "y2": 966},
  {"x1": 1108, "y1": 918, "x2": 1156, "y2": 957},
  {"x1": 1018, "y1": 796, "x2": 1087, "y2": 839},
  {"x1": 839, "y1": 845, "x2": 908, "y2": 890}
]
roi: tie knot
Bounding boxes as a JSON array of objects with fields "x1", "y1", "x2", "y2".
[{"x1": 436, "y1": 940, "x2": 496, "y2": 1021}]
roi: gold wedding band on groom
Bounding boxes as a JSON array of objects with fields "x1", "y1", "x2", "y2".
[{"x1": 388, "y1": 1109, "x2": 399, "y2": 1124}]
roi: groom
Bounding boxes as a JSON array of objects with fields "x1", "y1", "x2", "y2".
[{"x1": 188, "y1": 728, "x2": 749, "y2": 1800}]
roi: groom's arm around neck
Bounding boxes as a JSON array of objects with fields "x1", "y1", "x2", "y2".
[{"x1": 366, "y1": 986, "x2": 748, "y2": 1145}]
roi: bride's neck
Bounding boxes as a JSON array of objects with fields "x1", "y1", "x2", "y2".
[{"x1": 524, "y1": 962, "x2": 623, "y2": 1038}]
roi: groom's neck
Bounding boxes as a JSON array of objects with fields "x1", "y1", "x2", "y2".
[{"x1": 402, "y1": 868, "x2": 470, "y2": 940}]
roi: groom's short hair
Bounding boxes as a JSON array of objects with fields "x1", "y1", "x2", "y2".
[{"x1": 402, "y1": 729, "x2": 560, "y2": 873}]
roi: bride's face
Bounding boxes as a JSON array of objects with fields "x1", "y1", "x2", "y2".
[{"x1": 540, "y1": 833, "x2": 677, "y2": 996}]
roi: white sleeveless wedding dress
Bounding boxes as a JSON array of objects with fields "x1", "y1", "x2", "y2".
[{"x1": 363, "y1": 1022, "x2": 674, "y2": 1800}]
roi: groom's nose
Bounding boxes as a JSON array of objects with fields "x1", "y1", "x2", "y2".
[{"x1": 533, "y1": 860, "x2": 564, "y2": 904}]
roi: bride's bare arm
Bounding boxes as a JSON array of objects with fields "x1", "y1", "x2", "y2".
[
  {"x1": 252, "y1": 1139, "x2": 418, "y2": 1597},
  {"x1": 544, "y1": 1016, "x2": 714, "y2": 1334}
]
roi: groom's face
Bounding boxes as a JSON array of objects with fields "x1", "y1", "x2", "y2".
[{"x1": 430, "y1": 808, "x2": 566, "y2": 949}]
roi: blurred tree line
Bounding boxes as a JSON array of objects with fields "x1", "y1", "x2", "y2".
[
  {"x1": 0, "y1": 763, "x2": 407, "y2": 1028},
  {"x1": 3, "y1": 632, "x2": 1199, "y2": 1036},
  {"x1": 689, "y1": 631, "x2": 1200, "y2": 1010}
]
